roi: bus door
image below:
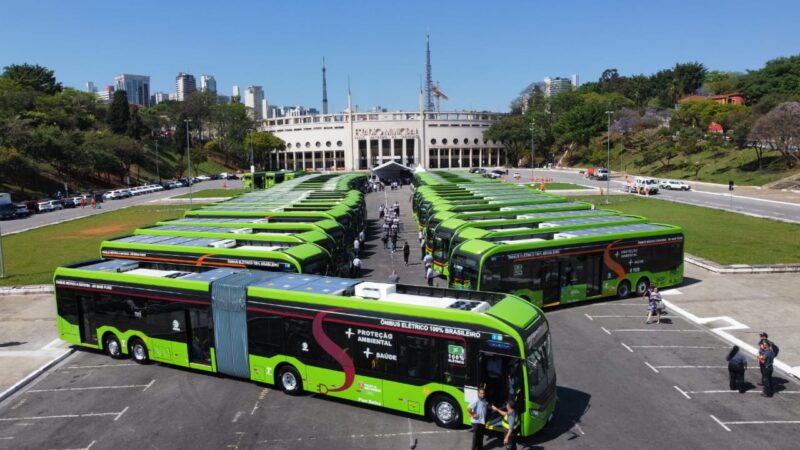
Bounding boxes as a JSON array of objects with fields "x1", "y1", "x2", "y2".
[
  {"x1": 541, "y1": 259, "x2": 561, "y2": 304},
  {"x1": 77, "y1": 294, "x2": 98, "y2": 345},
  {"x1": 477, "y1": 351, "x2": 524, "y2": 430},
  {"x1": 186, "y1": 308, "x2": 213, "y2": 366}
]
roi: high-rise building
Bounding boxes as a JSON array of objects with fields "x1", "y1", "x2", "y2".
[
  {"x1": 96, "y1": 85, "x2": 115, "y2": 103},
  {"x1": 86, "y1": 81, "x2": 97, "y2": 93},
  {"x1": 244, "y1": 86, "x2": 265, "y2": 120},
  {"x1": 261, "y1": 99, "x2": 269, "y2": 119},
  {"x1": 175, "y1": 72, "x2": 197, "y2": 101},
  {"x1": 151, "y1": 92, "x2": 170, "y2": 105},
  {"x1": 232, "y1": 85, "x2": 241, "y2": 103},
  {"x1": 114, "y1": 74, "x2": 150, "y2": 107},
  {"x1": 322, "y1": 57, "x2": 328, "y2": 114},
  {"x1": 543, "y1": 75, "x2": 578, "y2": 97},
  {"x1": 168, "y1": 92, "x2": 178, "y2": 101},
  {"x1": 200, "y1": 75, "x2": 217, "y2": 93}
]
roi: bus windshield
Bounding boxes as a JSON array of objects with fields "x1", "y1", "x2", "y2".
[
  {"x1": 450, "y1": 252, "x2": 479, "y2": 289},
  {"x1": 524, "y1": 320, "x2": 556, "y2": 406}
]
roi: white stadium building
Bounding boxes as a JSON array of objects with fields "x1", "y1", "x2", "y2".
[{"x1": 261, "y1": 107, "x2": 508, "y2": 171}]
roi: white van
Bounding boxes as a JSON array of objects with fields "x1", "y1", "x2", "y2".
[{"x1": 624, "y1": 176, "x2": 659, "y2": 194}]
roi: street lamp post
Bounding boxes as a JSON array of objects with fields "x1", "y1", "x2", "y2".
[
  {"x1": 154, "y1": 136, "x2": 161, "y2": 183},
  {"x1": 529, "y1": 118, "x2": 535, "y2": 183},
  {"x1": 0, "y1": 221, "x2": 6, "y2": 278},
  {"x1": 605, "y1": 111, "x2": 613, "y2": 204},
  {"x1": 184, "y1": 119, "x2": 193, "y2": 206},
  {"x1": 249, "y1": 138, "x2": 255, "y2": 191}
]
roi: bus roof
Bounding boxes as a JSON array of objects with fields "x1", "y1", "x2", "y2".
[{"x1": 101, "y1": 235, "x2": 325, "y2": 260}]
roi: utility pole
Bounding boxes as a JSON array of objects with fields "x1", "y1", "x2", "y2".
[
  {"x1": 185, "y1": 119, "x2": 193, "y2": 206},
  {"x1": 154, "y1": 137, "x2": 160, "y2": 183},
  {"x1": 250, "y1": 137, "x2": 255, "y2": 191},
  {"x1": 529, "y1": 117, "x2": 535, "y2": 182},
  {"x1": 0, "y1": 221, "x2": 5, "y2": 279},
  {"x1": 605, "y1": 111, "x2": 613, "y2": 204}
]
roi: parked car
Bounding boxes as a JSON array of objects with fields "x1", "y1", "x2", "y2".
[
  {"x1": 624, "y1": 176, "x2": 660, "y2": 194},
  {"x1": 48, "y1": 200, "x2": 64, "y2": 211},
  {"x1": 14, "y1": 204, "x2": 31, "y2": 218},
  {"x1": 660, "y1": 179, "x2": 691, "y2": 191},
  {"x1": 36, "y1": 200, "x2": 55, "y2": 213},
  {"x1": 469, "y1": 167, "x2": 486, "y2": 174},
  {"x1": 196, "y1": 175, "x2": 211, "y2": 181}
]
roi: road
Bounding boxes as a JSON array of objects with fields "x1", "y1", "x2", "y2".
[
  {"x1": 0, "y1": 180, "x2": 243, "y2": 235},
  {"x1": 504, "y1": 168, "x2": 800, "y2": 224}
]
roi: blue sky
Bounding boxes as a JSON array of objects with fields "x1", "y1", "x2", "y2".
[{"x1": 1, "y1": 0, "x2": 798, "y2": 112}]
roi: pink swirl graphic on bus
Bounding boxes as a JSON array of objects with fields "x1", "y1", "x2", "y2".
[{"x1": 312, "y1": 308, "x2": 355, "y2": 394}]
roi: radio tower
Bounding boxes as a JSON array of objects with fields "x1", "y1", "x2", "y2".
[
  {"x1": 322, "y1": 57, "x2": 329, "y2": 115},
  {"x1": 425, "y1": 34, "x2": 433, "y2": 112}
]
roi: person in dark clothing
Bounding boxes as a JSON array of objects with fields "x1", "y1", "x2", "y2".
[
  {"x1": 758, "y1": 341, "x2": 775, "y2": 397},
  {"x1": 402, "y1": 241, "x2": 410, "y2": 265},
  {"x1": 726, "y1": 345, "x2": 747, "y2": 393}
]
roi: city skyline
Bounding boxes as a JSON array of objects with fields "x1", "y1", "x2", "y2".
[{"x1": 2, "y1": 0, "x2": 799, "y2": 113}]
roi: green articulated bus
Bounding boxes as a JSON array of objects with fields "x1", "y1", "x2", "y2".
[
  {"x1": 54, "y1": 260, "x2": 556, "y2": 435},
  {"x1": 425, "y1": 202, "x2": 595, "y2": 253},
  {"x1": 133, "y1": 225, "x2": 340, "y2": 269},
  {"x1": 432, "y1": 214, "x2": 648, "y2": 278},
  {"x1": 449, "y1": 223, "x2": 684, "y2": 307},
  {"x1": 156, "y1": 217, "x2": 349, "y2": 255},
  {"x1": 100, "y1": 234, "x2": 331, "y2": 275},
  {"x1": 184, "y1": 208, "x2": 361, "y2": 243}
]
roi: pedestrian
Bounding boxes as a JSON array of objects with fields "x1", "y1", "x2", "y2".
[
  {"x1": 382, "y1": 232, "x2": 389, "y2": 249},
  {"x1": 353, "y1": 238, "x2": 360, "y2": 257},
  {"x1": 358, "y1": 229, "x2": 365, "y2": 245},
  {"x1": 758, "y1": 332, "x2": 780, "y2": 357},
  {"x1": 418, "y1": 229, "x2": 424, "y2": 244},
  {"x1": 758, "y1": 340, "x2": 775, "y2": 397},
  {"x1": 726, "y1": 345, "x2": 747, "y2": 393},
  {"x1": 80, "y1": 196, "x2": 86, "y2": 208},
  {"x1": 403, "y1": 241, "x2": 410, "y2": 265},
  {"x1": 352, "y1": 256, "x2": 362, "y2": 278},
  {"x1": 423, "y1": 253, "x2": 433, "y2": 270},
  {"x1": 388, "y1": 270, "x2": 400, "y2": 283},
  {"x1": 390, "y1": 235, "x2": 397, "y2": 252},
  {"x1": 426, "y1": 266, "x2": 435, "y2": 287},
  {"x1": 491, "y1": 401, "x2": 518, "y2": 450},
  {"x1": 468, "y1": 388, "x2": 488, "y2": 450},
  {"x1": 420, "y1": 239, "x2": 425, "y2": 260},
  {"x1": 91, "y1": 196, "x2": 96, "y2": 209},
  {"x1": 645, "y1": 286, "x2": 662, "y2": 324},
  {"x1": 379, "y1": 204, "x2": 385, "y2": 219}
]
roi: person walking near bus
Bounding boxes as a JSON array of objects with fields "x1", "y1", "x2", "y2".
[
  {"x1": 758, "y1": 340, "x2": 775, "y2": 397},
  {"x1": 726, "y1": 345, "x2": 747, "y2": 393},
  {"x1": 645, "y1": 286, "x2": 662, "y2": 324},
  {"x1": 388, "y1": 270, "x2": 400, "y2": 283},
  {"x1": 353, "y1": 238, "x2": 360, "y2": 257},
  {"x1": 403, "y1": 241, "x2": 410, "y2": 266},
  {"x1": 468, "y1": 388, "x2": 488, "y2": 450},
  {"x1": 426, "y1": 266, "x2": 435, "y2": 287},
  {"x1": 390, "y1": 234, "x2": 398, "y2": 252},
  {"x1": 379, "y1": 204, "x2": 385, "y2": 219},
  {"x1": 491, "y1": 401, "x2": 518, "y2": 450},
  {"x1": 352, "y1": 256, "x2": 362, "y2": 278},
  {"x1": 358, "y1": 229, "x2": 365, "y2": 246}
]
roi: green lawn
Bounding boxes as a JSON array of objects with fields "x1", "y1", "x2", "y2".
[
  {"x1": 573, "y1": 195, "x2": 800, "y2": 265},
  {"x1": 0, "y1": 205, "x2": 190, "y2": 286},
  {"x1": 173, "y1": 188, "x2": 248, "y2": 199},
  {"x1": 543, "y1": 182, "x2": 591, "y2": 190}
]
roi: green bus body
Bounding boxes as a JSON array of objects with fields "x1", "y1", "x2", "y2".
[
  {"x1": 425, "y1": 202, "x2": 594, "y2": 254},
  {"x1": 100, "y1": 236, "x2": 331, "y2": 275},
  {"x1": 449, "y1": 223, "x2": 684, "y2": 307},
  {"x1": 54, "y1": 261, "x2": 556, "y2": 436},
  {"x1": 432, "y1": 215, "x2": 649, "y2": 278}
]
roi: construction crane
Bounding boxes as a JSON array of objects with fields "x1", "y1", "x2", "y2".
[{"x1": 431, "y1": 81, "x2": 448, "y2": 113}]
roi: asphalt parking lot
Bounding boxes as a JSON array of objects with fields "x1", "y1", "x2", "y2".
[{"x1": 2, "y1": 294, "x2": 799, "y2": 450}]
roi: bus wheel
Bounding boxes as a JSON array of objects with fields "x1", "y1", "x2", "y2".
[
  {"x1": 429, "y1": 394, "x2": 462, "y2": 429},
  {"x1": 635, "y1": 278, "x2": 650, "y2": 296},
  {"x1": 617, "y1": 280, "x2": 631, "y2": 299},
  {"x1": 277, "y1": 366, "x2": 303, "y2": 396},
  {"x1": 130, "y1": 339, "x2": 150, "y2": 364},
  {"x1": 103, "y1": 334, "x2": 123, "y2": 359}
]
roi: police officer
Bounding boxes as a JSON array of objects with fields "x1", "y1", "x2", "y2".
[
  {"x1": 491, "y1": 401, "x2": 519, "y2": 450},
  {"x1": 467, "y1": 388, "x2": 488, "y2": 450}
]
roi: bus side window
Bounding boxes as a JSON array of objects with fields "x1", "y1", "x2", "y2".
[
  {"x1": 397, "y1": 335, "x2": 437, "y2": 380},
  {"x1": 248, "y1": 313, "x2": 283, "y2": 358},
  {"x1": 285, "y1": 318, "x2": 319, "y2": 362},
  {"x1": 441, "y1": 339, "x2": 468, "y2": 388}
]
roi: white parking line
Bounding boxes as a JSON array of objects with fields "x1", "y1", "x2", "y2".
[
  {"x1": 606, "y1": 329, "x2": 703, "y2": 333},
  {"x1": 652, "y1": 365, "x2": 741, "y2": 369},
  {"x1": 584, "y1": 313, "x2": 594, "y2": 321},
  {"x1": 41, "y1": 339, "x2": 62, "y2": 350},
  {"x1": 628, "y1": 345, "x2": 726, "y2": 349},
  {"x1": 645, "y1": 362, "x2": 659, "y2": 373},
  {"x1": 0, "y1": 407, "x2": 128, "y2": 422},
  {"x1": 621, "y1": 343, "x2": 633, "y2": 352},
  {"x1": 0, "y1": 436, "x2": 14, "y2": 440},
  {"x1": 258, "y1": 429, "x2": 457, "y2": 444},
  {"x1": 64, "y1": 364, "x2": 136, "y2": 370},
  {"x1": 51, "y1": 439, "x2": 96, "y2": 450},
  {"x1": 588, "y1": 315, "x2": 686, "y2": 319},
  {"x1": 688, "y1": 389, "x2": 800, "y2": 395},
  {"x1": 601, "y1": 326, "x2": 611, "y2": 335},
  {"x1": 673, "y1": 385, "x2": 691, "y2": 399},
  {"x1": 27, "y1": 380, "x2": 155, "y2": 393},
  {"x1": 710, "y1": 414, "x2": 731, "y2": 432}
]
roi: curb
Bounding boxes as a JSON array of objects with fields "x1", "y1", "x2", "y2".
[
  {"x1": 0, "y1": 284, "x2": 53, "y2": 296},
  {"x1": 684, "y1": 254, "x2": 800, "y2": 274},
  {"x1": 0, "y1": 348, "x2": 75, "y2": 404}
]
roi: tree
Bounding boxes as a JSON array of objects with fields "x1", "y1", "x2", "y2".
[
  {"x1": 483, "y1": 115, "x2": 530, "y2": 166},
  {"x1": 126, "y1": 106, "x2": 148, "y2": 139},
  {"x1": 704, "y1": 71, "x2": 741, "y2": 95},
  {"x1": 82, "y1": 131, "x2": 142, "y2": 182},
  {"x1": 212, "y1": 102, "x2": 255, "y2": 166},
  {"x1": 107, "y1": 91, "x2": 130, "y2": 134},
  {"x1": 243, "y1": 132, "x2": 286, "y2": 170},
  {"x1": 2, "y1": 63, "x2": 62, "y2": 94},
  {"x1": 737, "y1": 55, "x2": 800, "y2": 104},
  {"x1": 0, "y1": 146, "x2": 36, "y2": 193},
  {"x1": 749, "y1": 102, "x2": 800, "y2": 168}
]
